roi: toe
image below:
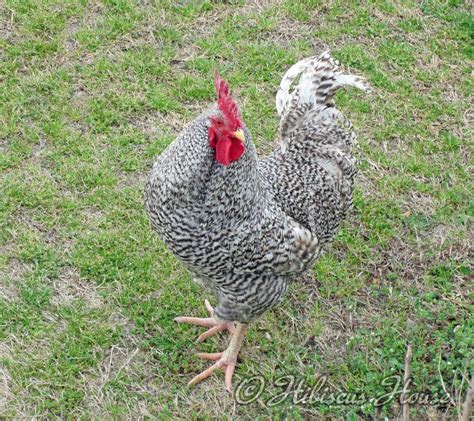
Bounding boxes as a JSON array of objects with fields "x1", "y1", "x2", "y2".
[
  {"x1": 197, "y1": 324, "x2": 225, "y2": 342},
  {"x1": 224, "y1": 362, "x2": 236, "y2": 392},
  {"x1": 188, "y1": 360, "x2": 224, "y2": 386},
  {"x1": 195, "y1": 352, "x2": 224, "y2": 361},
  {"x1": 174, "y1": 316, "x2": 215, "y2": 327},
  {"x1": 204, "y1": 299, "x2": 214, "y2": 316}
]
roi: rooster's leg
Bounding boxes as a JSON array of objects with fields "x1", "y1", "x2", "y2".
[
  {"x1": 189, "y1": 322, "x2": 248, "y2": 391},
  {"x1": 174, "y1": 299, "x2": 235, "y2": 342}
]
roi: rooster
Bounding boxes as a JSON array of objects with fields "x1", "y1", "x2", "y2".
[{"x1": 145, "y1": 51, "x2": 369, "y2": 391}]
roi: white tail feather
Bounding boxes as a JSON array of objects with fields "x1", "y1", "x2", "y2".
[
  {"x1": 275, "y1": 51, "x2": 369, "y2": 117},
  {"x1": 276, "y1": 56, "x2": 317, "y2": 115},
  {"x1": 334, "y1": 74, "x2": 369, "y2": 91}
]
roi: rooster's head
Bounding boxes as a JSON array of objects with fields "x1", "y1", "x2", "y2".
[{"x1": 208, "y1": 70, "x2": 245, "y2": 166}]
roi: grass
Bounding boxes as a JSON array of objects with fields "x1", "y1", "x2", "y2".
[{"x1": 0, "y1": 0, "x2": 472, "y2": 418}]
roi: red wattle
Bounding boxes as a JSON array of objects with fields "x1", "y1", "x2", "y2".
[
  {"x1": 214, "y1": 136, "x2": 245, "y2": 166},
  {"x1": 228, "y1": 138, "x2": 244, "y2": 162},
  {"x1": 216, "y1": 136, "x2": 232, "y2": 166}
]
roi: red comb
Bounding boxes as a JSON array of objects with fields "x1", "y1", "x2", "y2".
[
  {"x1": 214, "y1": 69, "x2": 229, "y2": 100},
  {"x1": 214, "y1": 69, "x2": 242, "y2": 131}
]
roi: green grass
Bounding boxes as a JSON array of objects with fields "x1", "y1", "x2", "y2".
[{"x1": 1, "y1": 0, "x2": 472, "y2": 418}]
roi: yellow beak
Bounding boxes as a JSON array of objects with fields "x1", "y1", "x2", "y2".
[{"x1": 233, "y1": 129, "x2": 245, "y2": 142}]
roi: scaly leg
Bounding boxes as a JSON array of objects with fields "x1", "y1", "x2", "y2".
[
  {"x1": 189, "y1": 322, "x2": 248, "y2": 391},
  {"x1": 174, "y1": 299, "x2": 235, "y2": 342}
]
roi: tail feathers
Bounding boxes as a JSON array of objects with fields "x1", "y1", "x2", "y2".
[{"x1": 276, "y1": 51, "x2": 370, "y2": 121}]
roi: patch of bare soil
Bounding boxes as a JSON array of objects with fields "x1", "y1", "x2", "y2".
[{"x1": 50, "y1": 267, "x2": 103, "y2": 308}]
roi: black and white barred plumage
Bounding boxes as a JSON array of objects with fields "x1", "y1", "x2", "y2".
[{"x1": 145, "y1": 51, "x2": 369, "y2": 323}]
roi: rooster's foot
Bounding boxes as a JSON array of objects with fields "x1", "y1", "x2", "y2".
[{"x1": 189, "y1": 322, "x2": 248, "y2": 391}]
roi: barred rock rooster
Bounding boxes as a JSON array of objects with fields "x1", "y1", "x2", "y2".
[{"x1": 145, "y1": 51, "x2": 369, "y2": 390}]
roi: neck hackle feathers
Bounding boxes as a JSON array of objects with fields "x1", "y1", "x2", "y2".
[{"x1": 208, "y1": 70, "x2": 245, "y2": 166}]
